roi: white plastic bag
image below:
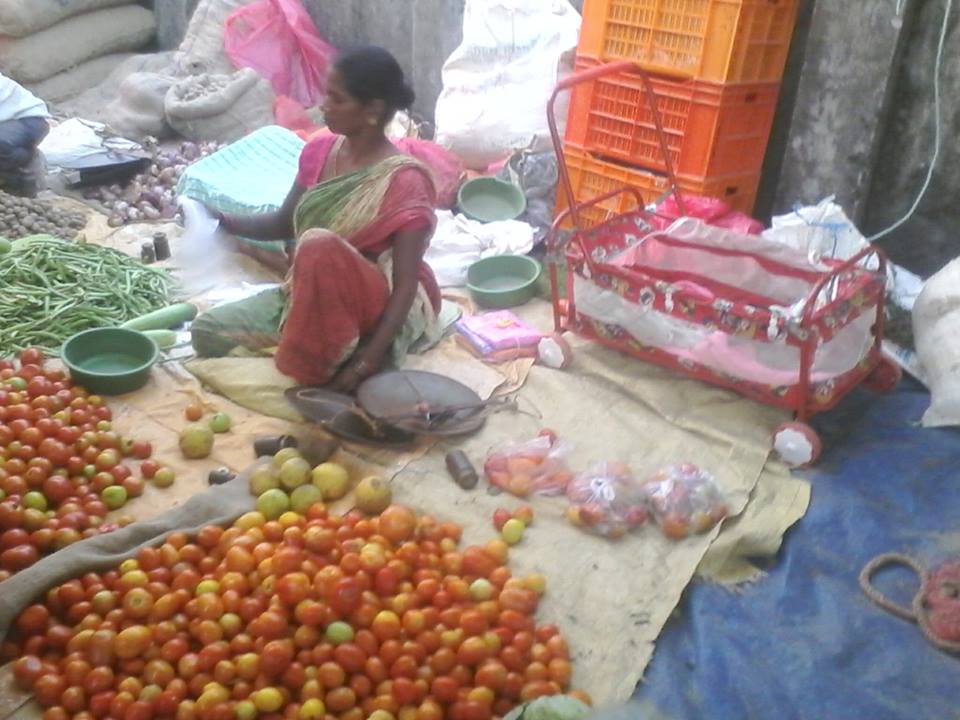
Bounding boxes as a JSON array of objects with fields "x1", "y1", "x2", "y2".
[
  {"x1": 913, "y1": 258, "x2": 960, "y2": 427},
  {"x1": 176, "y1": 196, "x2": 232, "y2": 296},
  {"x1": 425, "y1": 210, "x2": 535, "y2": 287},
  {"x1": 38, "y1": 118, "x2": 141, "y2": 167},
  {"x1": 434, "y1": 0, "x2": 580, "y2": 170},
  {"x1": 763, "y1": 196, "x2": 868, "y2": 263}
]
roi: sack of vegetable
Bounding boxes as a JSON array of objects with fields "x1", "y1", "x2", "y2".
[
  {"x1": 164, "y1": 68, "x2": 275, "y2": 142},
  {"x1": 103, "y1": 72, "x2": 178, "y2": 141}
]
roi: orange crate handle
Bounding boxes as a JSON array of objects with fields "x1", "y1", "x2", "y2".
[{"x1": 547, "y1": 60, "x2": 687, "y2": 228}]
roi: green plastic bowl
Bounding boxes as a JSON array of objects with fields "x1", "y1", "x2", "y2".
[
  {"x1": 62, "y1": 327, "x2": 159, "y2": 395},
  {"x1": 466, "y1": 255, "x2": 542, "y2": 309},
  {"x1": 458, "y1": 177, "x2": 526, "y2": 223}
]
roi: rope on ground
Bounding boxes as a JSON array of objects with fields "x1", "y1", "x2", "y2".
[{"x1": 859, "y1": 552, "x2": 960, "y2": 655}]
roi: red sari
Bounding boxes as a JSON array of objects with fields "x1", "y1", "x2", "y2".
[{"x1": 273, "y1": 134, "x2": 441, "y2": 385}]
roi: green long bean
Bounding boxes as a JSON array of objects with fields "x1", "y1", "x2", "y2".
[{"x1": 0, "y1": 236, "x2": 174, "y2": 355}]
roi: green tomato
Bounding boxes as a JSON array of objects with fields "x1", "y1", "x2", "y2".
[
  {"x1": 7, "y1": 377, "x2": 26, "y2": 391},
  {"x1": 324, "y1": 621, "x2": 355, "y2": 645},
  {"x1": 256, "y1": 488, "x2": 291, "y2": 520},
  {"x1": 23, "y1": 491, "x2": 48, "y2": 512},
  {"x1": 152, "y1": 467, "x2": 176, "y2": 488},
  {"x1": 469, "y1": 578, "x2": 494, "y2": 602},
  {"x1": 209, "y1": 412, "x2": 232, "y2": 434},
  {"x1": 502, "y1": 518, "x2": 526, "y2": 545},
  {"x1": 101, "y1": 485, "x2": 128, "y2": 510}
]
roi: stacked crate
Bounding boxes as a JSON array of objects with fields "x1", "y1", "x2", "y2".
[{"x1": 559, "y1": 0, "x2": 801, "y2": 227}]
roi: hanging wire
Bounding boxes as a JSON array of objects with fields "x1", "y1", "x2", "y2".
[{"x1": 868, "y1": 0, "x2": 953, "y2": 241}]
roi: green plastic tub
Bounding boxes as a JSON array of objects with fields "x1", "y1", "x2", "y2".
[
  {"x1": 61, "y1": 327, "x2": 159, "y2": 395},
  {"x1": 458, "y1": 177, "x2": 527, "y2": 223},
  {"x1": 466, "y1": 255, "x2": 542, "y2": 309}
]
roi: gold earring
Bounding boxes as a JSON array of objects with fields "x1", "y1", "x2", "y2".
[{"x1": 368, "y1": 117, "x2": 378, "y2": 126}]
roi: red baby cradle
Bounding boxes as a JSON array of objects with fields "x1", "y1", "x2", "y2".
[{"x1": 545, "y1": 61, "x2": 900, "y2": 466}]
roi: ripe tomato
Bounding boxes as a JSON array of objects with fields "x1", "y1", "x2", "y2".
[
  {"x1": 261, "y1": 639, "x2": 295, "y2": 677},
  {"x1": 115, "y1": 625, "x2": 152, "y2": 659},
  {"x1": 379, "y1": 505, "x2": 417, "y2": 543},
  {"x1": 328, "y1": 577, "x2": 363, "y2": 616},
  {"x1": 276, "y1": 572, "x2": 311, "y2": 606},
  {"x1": 12, "y1": 655, "x2": 45, "y2": 689},
  {"x1": 20, "y1": 348, "x2": 44, "y2": 367},
  {"x1": 33, "y1": 674, "x2": 67, "y2": 707},
  {"x1": 333, "y1": 643, "x2": 367, "y2": 673},
  {"x1": 16, "y1": 604, "x2": 50, "y2": 634}
]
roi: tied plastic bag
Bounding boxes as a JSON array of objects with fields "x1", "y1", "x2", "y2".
[
  {"x1": 763, "y1": 196, "x2": 868, "y2": 264},
  {"x1": 643, "y1": 464, "x2": 728, "y2": 541},
  {"x1": 224, "y1": 0, "x2": 335, "y2": 107},
  {"x1": 483, "y1": 435, "x2": 572, "y2": 498},
  {"x1": 434, "y1": 0, "x2": 580, "y2": 170},
  {"x1": 565, "y1": 463, "x2": 649, "y2": 539}
]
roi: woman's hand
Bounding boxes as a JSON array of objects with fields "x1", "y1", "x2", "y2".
[{"x1": 328, "y1": 351, "x2": 382, "y2": 393}]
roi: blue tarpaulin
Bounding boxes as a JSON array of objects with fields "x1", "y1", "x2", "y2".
[{"x1": 635, "y1": 378, "x2": 960, "y2": 720}]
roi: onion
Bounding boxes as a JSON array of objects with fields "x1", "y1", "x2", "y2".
[
  {"x1": 113, "y1": 201, "x2": 129, "y2": 214},
  {"x1": 158, "y1": 167, "x2": 177, "y2": 185},
  {"x1": 107, "y1": 213, "x2": 124, "y2": 227},
  {"x1": 126, "y1": 208, "x2": 142, "y2": 222},
  {"x1": 142, "y1": 206, "x2": 161, "y2": 220},
  {"x1": 141, "y1": 190, "x2": 162, "y2": 208}
]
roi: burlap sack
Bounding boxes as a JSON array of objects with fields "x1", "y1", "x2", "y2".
[
  {"x1": 178, "y1": 0, "x2": 256, "y2": 75},
  {"x1": 0, "y1": 461, "x2": 260, "y2": 642},
  {"x1": 103, "y1": 72, "x2": 178, "y2": 140},
  {"x1": 0, "y1": 0, "x2": 128, "y2": 38},
  {"x1": 26, "y1": 54, "x2": 136, "y2": 105},
  {"x1": 0, "y1": 6, "x2": 156, "y2": 84},
  {"x1": 165, "y1": 68, "x2": 276, "y2": 142}
]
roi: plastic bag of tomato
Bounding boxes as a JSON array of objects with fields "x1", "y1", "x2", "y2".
[
  {"x1": 4, "y1": 501, "x2": 590, "y2": 720},
  {"x1": 0, "y1": 348, "x2": 162, "y2": 579}
]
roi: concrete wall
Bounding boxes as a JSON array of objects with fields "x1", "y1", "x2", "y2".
[
  {"x1": 300, "y1": 0, "x2": 466, "y2": 121},
  {"x1": 767, "y1": 0, "x2": 959, "y2": 275}
]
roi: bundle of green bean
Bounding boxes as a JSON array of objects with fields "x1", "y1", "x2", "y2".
[{"x1": 0, "y1": 236, "x2": 173, "y2": 355}]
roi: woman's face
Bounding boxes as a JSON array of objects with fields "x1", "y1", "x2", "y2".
[{"x1": 323, "y1": 70, "x2": 374, "y2": 136}]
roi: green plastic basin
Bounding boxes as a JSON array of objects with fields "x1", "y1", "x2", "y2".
[
  {"x1": 458, "y1": 177, "x2": 526, "y2": 223},
  {"x1": 466, "y1": 255, "x2": 542, "y2": 309},
  {"x1": 62, "y1": 327, "x2": 159, "y2": 395}
]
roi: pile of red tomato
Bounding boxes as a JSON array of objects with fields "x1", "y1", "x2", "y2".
[
  {"x1": 0, "y1": 349, "x2": 157, "y2": 579},
  {"x1": 5, "y1": 502, "x2": 587, "y2": 720}
]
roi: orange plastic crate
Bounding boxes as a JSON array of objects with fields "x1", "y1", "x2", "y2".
[
  {"x1": 578, "y1": 0, "x2": 800, "y2": 84},
  {"x1": 566, "y1": 55, "x2": 780, "y2": 177},
  {"x1": 556, "y1": 143, "x2": 759, "y2": 228}
]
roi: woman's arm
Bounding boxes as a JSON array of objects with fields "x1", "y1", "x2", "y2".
[
  {"x1": 328, "y1": 227, "x2": 429, "y2": 392},
  {"x1": 218, "y1": 182, "x2": 306, "y2": 240}
]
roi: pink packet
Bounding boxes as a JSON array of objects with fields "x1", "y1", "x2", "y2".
[{"x1": 456, "y1": 311, "x2": 543, "y2": 352}]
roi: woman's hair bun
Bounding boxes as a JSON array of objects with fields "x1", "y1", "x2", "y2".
[{"x1": 394, "y1": 82, "x2": 415, "y2": 110}]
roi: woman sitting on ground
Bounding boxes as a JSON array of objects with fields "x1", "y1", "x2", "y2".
[{"x1": 192, "y1": 46, "x2": 440, "y2": 392}]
